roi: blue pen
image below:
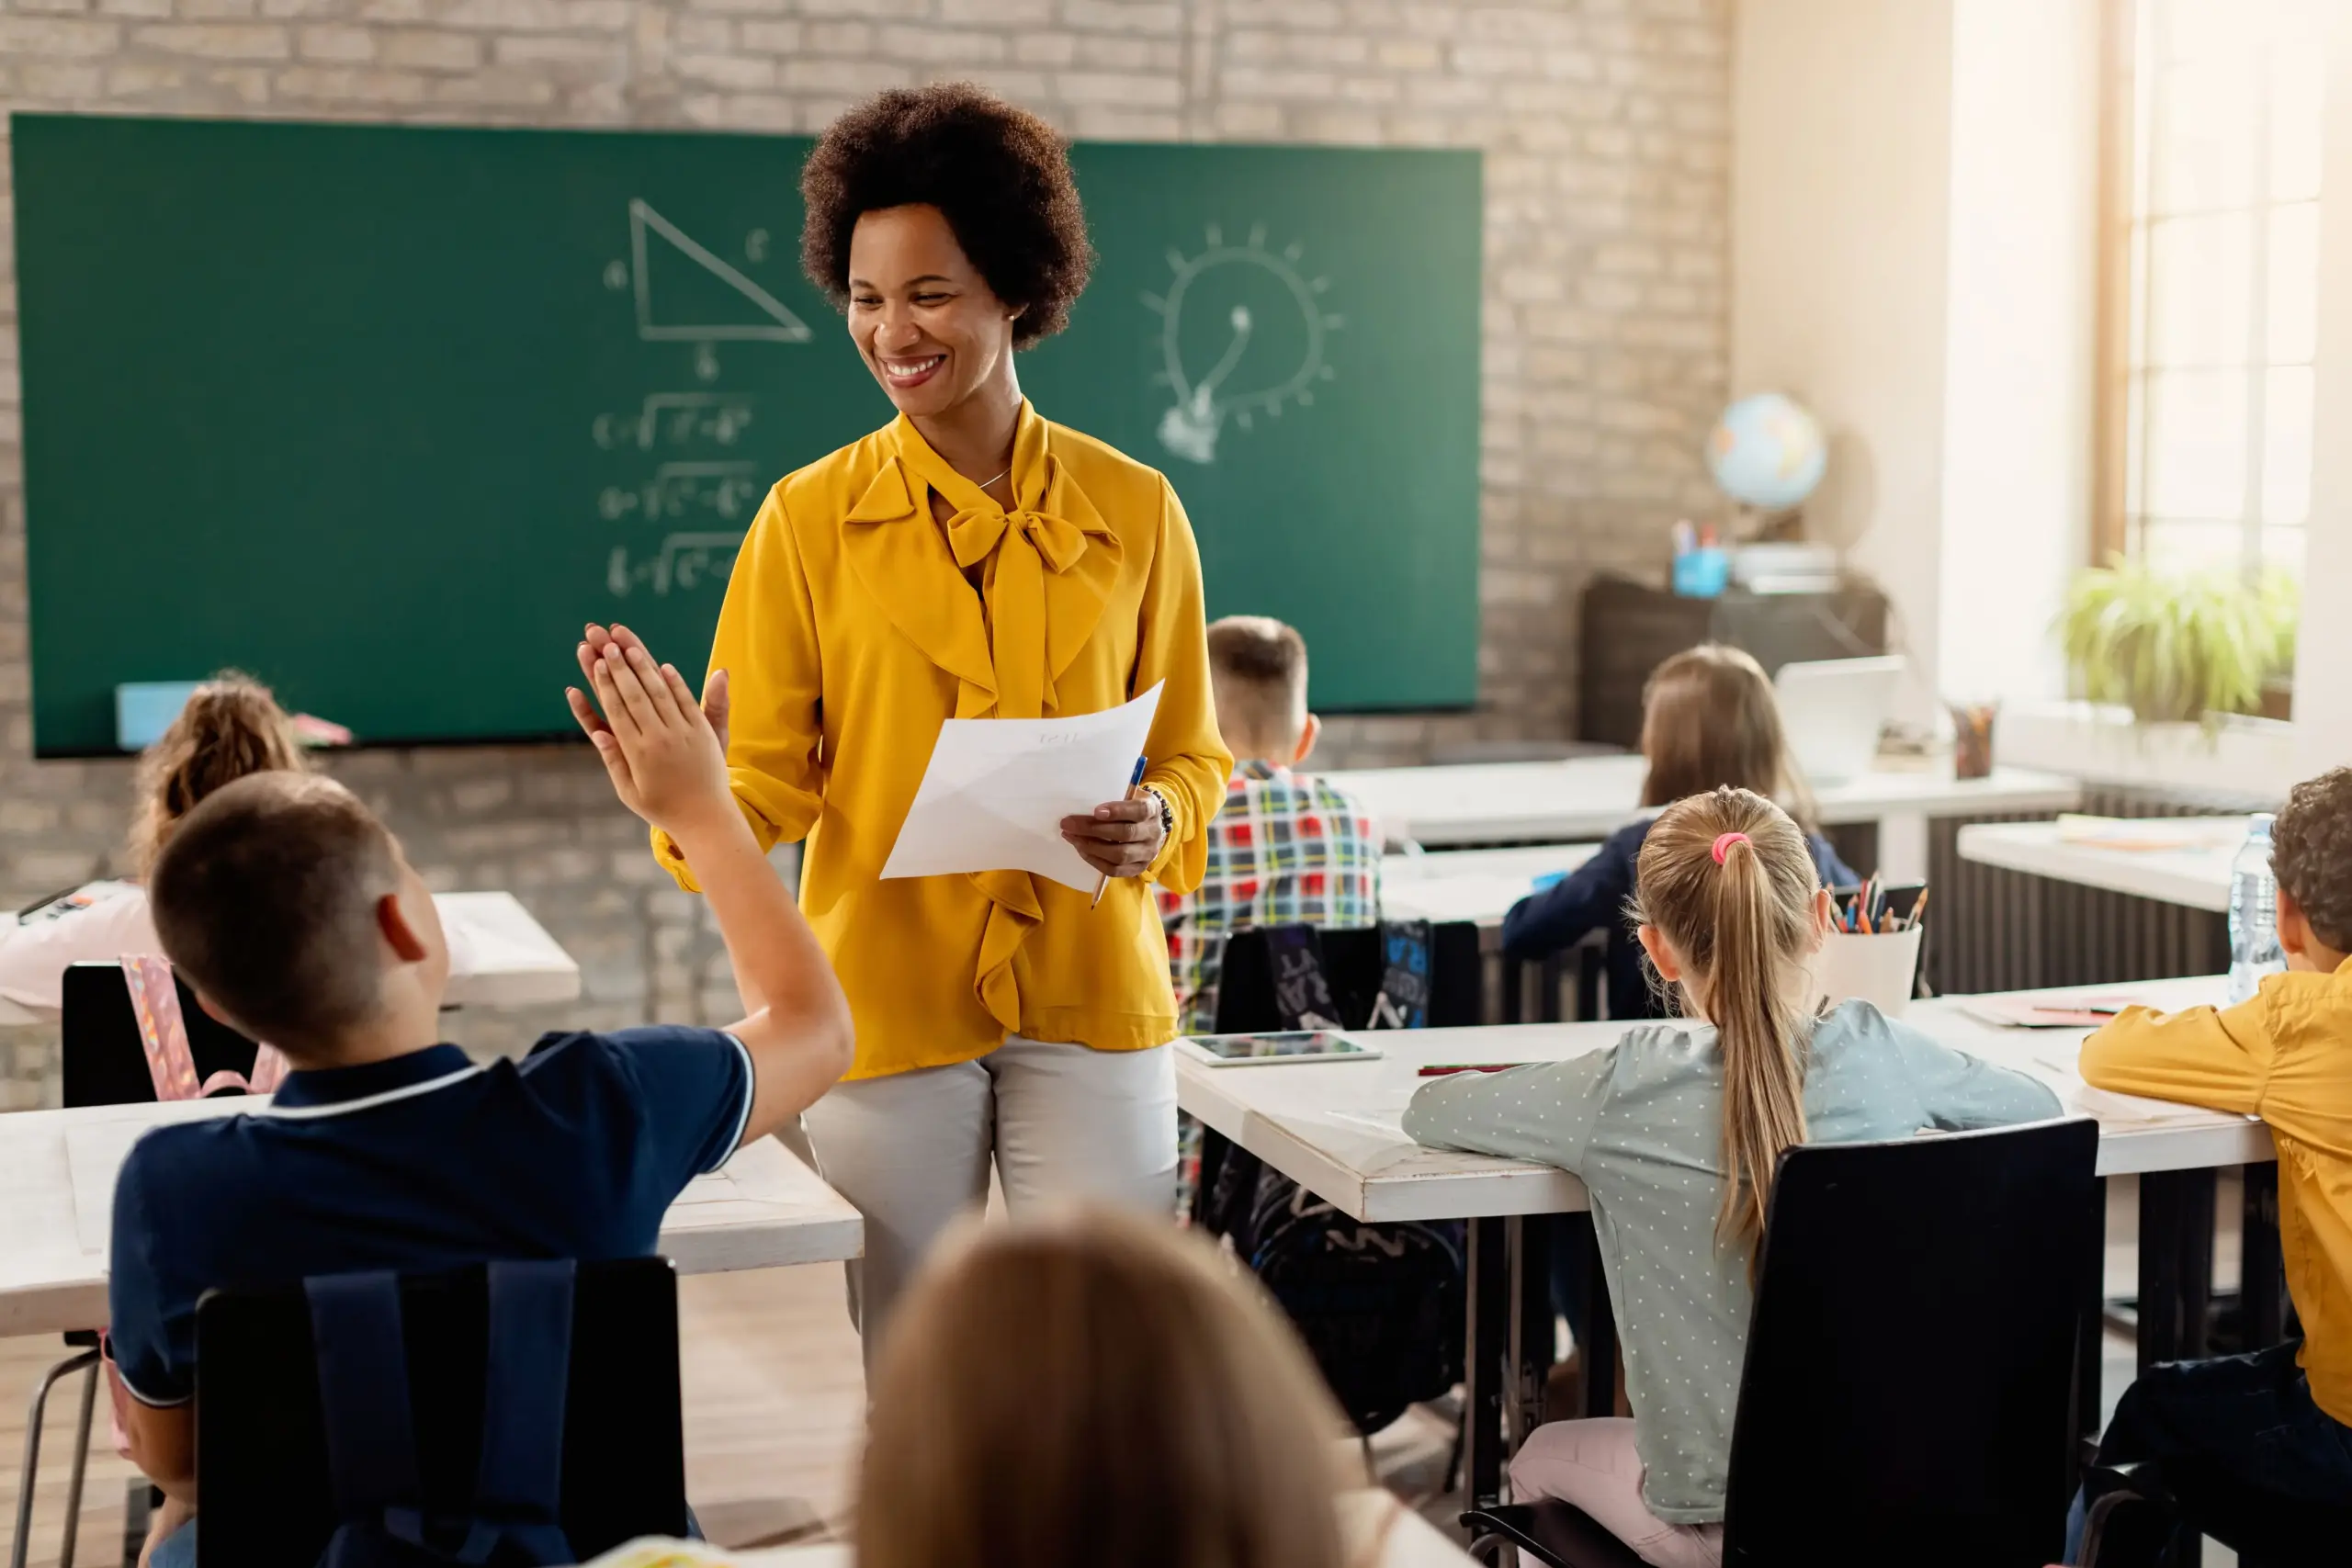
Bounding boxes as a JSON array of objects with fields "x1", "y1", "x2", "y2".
[{"x1": 1091, "y1": 755, "x2": 1150, "y2": 909}]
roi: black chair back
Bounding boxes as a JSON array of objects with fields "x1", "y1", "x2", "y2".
[
  {"x1": 1212, "y1": 922, "x2": 1483, "y2": 1033},
  {"x1": 1721, "y1": 1118, "x2": 2099, "y2": 1567},
  {"x1": 62, "y1": 960, "x2": 262, "y2": 1108},
  {"x1": 195, "y1": 1257, "x2": 687, "y2": 1568}
]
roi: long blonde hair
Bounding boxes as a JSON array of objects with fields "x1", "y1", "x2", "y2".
[
  {"x1": 130, "y1": 673, "x2": 308, "y2": 874},
  {"x1": 1639, "y1": 645, "x2": 1818, "y2": 829},
  {"x1": 1634, "y1": 786, "x2": 1824, "y2": 1261},
  {"x1": 858, "y1": 1209, "x2": 1352, "y2": 1568}
]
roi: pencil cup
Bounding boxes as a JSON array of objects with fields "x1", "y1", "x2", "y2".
[{"x1": 1808, "y1": 925, "x2": 1925, "y2": 1018}]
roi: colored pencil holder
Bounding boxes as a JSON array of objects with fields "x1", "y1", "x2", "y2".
[{"x1": 1809, "y1": 925, "x2": 1925, "y2": 1018}]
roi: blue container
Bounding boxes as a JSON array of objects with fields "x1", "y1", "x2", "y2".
[
  {"x1": 1672, "y1": 547, "x2": 1730, "y2": 598},
  {"x1": 116, "y1": 681, "x2": 203, "y2": 751}
]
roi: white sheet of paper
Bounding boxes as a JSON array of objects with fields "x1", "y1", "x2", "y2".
[
  {"x1": 881, "y1": 682, "x2": 1165, "y2": 893},
  {"x1": 67, "y1": 1121, "x2": 149, "y2": 1257}
]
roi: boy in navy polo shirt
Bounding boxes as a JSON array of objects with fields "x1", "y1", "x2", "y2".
[{"x1": 115, "y1": 634, "x2": 854, "y2": 1566}]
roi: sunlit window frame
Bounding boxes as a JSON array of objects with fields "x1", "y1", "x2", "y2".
[{"x1": 2093, "y1": 0, "x2": 2322, "y2": 575}]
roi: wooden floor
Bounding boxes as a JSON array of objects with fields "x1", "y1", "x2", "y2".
[{"x1": 0, "y1": 1178, "x2": 2235, "y2": 1567}]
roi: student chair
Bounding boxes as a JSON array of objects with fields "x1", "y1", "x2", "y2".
[
  {"x1": 61, "y1": 960, "x2": 262, "y2": 1109},
  {"x1": 1211, "y1": 920, "x2": 1484, "y2": 1032},
  {"x1": 2077, "y1": 1457, "x2": 2352, "y2": 1568},
  {"x1": 194, "y1": 1257, "x2": 688, "y2": 1567},
  {"x1": 9, "y1": 964, "x2": 274, "y2": 1568},
  {"x1": 1464, "y1": 1117, "x2": 2100, "y2": 1568}
]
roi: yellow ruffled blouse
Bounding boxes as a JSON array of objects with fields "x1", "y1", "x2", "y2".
[{"x1": 653, "y1": 401, "x2": 1232, "y2": 1080}]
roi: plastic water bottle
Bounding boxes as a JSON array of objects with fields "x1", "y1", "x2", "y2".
[{"x1": 2227, "y1": 814, "x2": 2285, "y2": 1004}]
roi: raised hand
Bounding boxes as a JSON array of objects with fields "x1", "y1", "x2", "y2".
[
  {"x1": 579, "y1": 623, "x2": 730, "y2": 755},
  {"x1": 567, "y1": 624, "x2": 731, "y2": 835}
]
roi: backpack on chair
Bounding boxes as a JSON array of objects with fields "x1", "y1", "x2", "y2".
[
  {"x1": 1201, "y1": 920, "x2": 1467, "y2": 1435},
  {"x1": 307, "y1": 1260, "x2": 577, "y2": 1567}
]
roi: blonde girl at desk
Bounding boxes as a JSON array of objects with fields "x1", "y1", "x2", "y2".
[{"x1": 1407, "y1": 788, "x2": 2056, "y2": 1567}]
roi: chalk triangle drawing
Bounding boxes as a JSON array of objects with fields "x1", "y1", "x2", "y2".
[{"x1": 631, "y1": 198, "x2": 810, "y2": 343}]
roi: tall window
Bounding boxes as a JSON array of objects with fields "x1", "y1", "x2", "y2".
[{"x1": 2113, "y1": 0, "x2": 2325, "y2": 577}]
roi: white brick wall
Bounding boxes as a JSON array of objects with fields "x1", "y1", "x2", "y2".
[{"x1": 0, "y1": 0, "x2": 1728, "y2": 1100}]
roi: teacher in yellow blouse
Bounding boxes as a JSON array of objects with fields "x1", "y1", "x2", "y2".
[{"x1": 640, "y1": 84, "x2": 1230, "y2": 1352}]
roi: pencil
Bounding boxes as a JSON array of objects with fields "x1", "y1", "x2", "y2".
[
  {"x1": 1091, "y1": 755, "x2": 1150, "y2": 909},
  {"x1": 1905, "y1": 886, "x2": 1930, "y2": 931}
]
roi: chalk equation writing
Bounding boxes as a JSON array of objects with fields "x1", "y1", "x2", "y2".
[
  {"x1": 607, "y1": 531, "x2": 743, "y2": 598},
  {"x1": 594, "y1": 392, "x2": 754, "y2": 452},
  {"x1": 598, "y1": 461, "x2": 764, "y2": 525}
]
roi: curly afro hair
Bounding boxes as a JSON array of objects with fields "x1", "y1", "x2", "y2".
[
  {"x1": 2275, "y1": 766, "x2": 2352, "y2": 952},
  {"x1": 801, "y1": 84, "x2": 1094, "y2": 350}
]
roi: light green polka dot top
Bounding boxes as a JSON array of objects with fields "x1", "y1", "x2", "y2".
[{"x1": 1403, "y1": 999, "x2": 2061, "y2": 1523}]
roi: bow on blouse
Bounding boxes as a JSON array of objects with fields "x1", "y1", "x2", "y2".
[{"x1": 841, "y1": 414, "x2": 1126, "y2": 1034}]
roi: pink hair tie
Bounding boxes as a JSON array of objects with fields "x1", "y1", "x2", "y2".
[{"x1": 1711, "y1": 831, "x2": 1749, "y2": 864}]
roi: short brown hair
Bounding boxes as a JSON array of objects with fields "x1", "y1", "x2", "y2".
[
  {"x1": 1207, "y1": 615, "x2": 1309, "y2": 758},
  {"x1": 800, "y1": 83, "x2": 1093, "y2": 349},
  {"x1": 1640, "y1": 645, "x2": 1816, "y2": 829},
  {"x1": 149, "y1": 773, "x2": 400, "y2": 1053},
  {"x1": 2273, "y1": 767, "x2": 2352, "y2": 953},
  {"x1": 130, "y1": 672, "x2": 308, "y2": 874},
  {"x1": 859, "y1": 1210, "x2": 1351, "y2": 1568}
]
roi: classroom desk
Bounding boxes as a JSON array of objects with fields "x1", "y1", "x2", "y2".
[
  {"x1": 1177, "y1": 975, "x2": 2256, "y2": 1507},
  {"x1": 0, "y1": 1098, "x2": 862, "y2": 1338},
  {"x1": 0, "y1": 890, "x2": 582, "y2": 1027},
  {"x1": 1328, "y1": 756, "x2": 2081, "y2": 881},
  {"x1": 1379, "y1": 845, "x2": 1601, "y2": 930},
  {"x1": 582, "y1": 1492, "x2": 1481, "y2": 1566},
  {"x1": 1955, "y1": 819, "x2": 2243, "y2": 913}
]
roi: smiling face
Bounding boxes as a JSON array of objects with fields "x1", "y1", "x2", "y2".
[{"x1": 847, "y1": 204, "x2": 1022, "y2": 420}]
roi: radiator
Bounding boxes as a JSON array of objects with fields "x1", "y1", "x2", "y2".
[{"x1": 1927, "y1": 784, "x2": 2264, "y2": 997}]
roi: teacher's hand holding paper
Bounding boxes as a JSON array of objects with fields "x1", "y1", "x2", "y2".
[
  {"x1": 881, "y1": 683, "x2": 1167, "y2": 893},
  {"x1": 1060, "y1": 795, "x2": 1164, "y2": 879}
]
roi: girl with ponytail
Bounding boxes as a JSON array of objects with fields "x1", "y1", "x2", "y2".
[
  {"x1": 1406, "y1": 786, "x2": 2057, "y2": 1568},
  {"x1": 0, "y1": 674, "x2": 309, "y2": 1012}
]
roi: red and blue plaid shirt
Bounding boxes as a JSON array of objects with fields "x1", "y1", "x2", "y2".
[{"x1": 1159, "y1": 761, "x2": 1382, "y2": 1034}]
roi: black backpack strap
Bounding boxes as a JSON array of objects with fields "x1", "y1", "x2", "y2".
[
  {"x1": 307, "y1": 1272, "x2": 428, "y2": 1556},
  {"x1": 460, "y1": 1259, "x2": 577, "y2": 1564}
]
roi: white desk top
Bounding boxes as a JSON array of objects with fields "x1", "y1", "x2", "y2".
[
  {"x1": 437, "y1": 890, "x2": 583, "y2": 1008},
  {"x1": 1177, "y1": 976, "x2": 2263, "y2": 1224},
  {"x1": 1326, "y1": 756, "x2": 2081, "y2": 847},
  {"x1": 1380, "y1": 845, "x2": 1600, "y2": 928},
  {"x1": 1956, "y1": 819, "x2": 2244, "y2": 913},
  {"x1": 583, "y1": 1493, "x2": 1476, "y2": 1566},
  {"x1": 0, "y1": 1098, "x2": 860, "y2": 1337},
  {"x1": 0, "y1": 889, "x2": 581, "y2": 1027}
]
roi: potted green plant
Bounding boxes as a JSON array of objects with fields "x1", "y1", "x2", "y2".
[{"x1": 2056, "y1": 557, "x2": 2300, "y2": 733}]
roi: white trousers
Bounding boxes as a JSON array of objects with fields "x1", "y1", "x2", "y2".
[{"x1": 797, "y1": 1034, "x2": 1178, "y2": 1365}]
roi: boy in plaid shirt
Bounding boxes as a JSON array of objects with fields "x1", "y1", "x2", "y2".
[{"x1": 1158, "y1": 616, "x2": 1382, "y2": 1035}]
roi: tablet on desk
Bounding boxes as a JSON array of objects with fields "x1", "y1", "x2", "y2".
[{"x1": 1175, "y1": 1031, "x2": 1384, "y2": 1067}]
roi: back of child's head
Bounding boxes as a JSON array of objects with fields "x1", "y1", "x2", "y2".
[
  {"x1": 132, "y1": 672, "x2": 308, "y2": 874},
  {"x1": 148, "y1": 772, "x2": 399, "y2": 1055},
  {"x1": 860, "y1": 1207, "x2": 1348, "y2": 1568},
  {"x1": 1206, "y1": 615, "x2": 1310, "y2": 761},
  {"x1": 1639, "y1": 645, "x2": 1808, "y2": 820},
  {"x1": 1635, "y1": 785, "x2": 1824, "y2": 1262},
  {"x1": 2273, "y1": 767, "x2": 2352, "y2": 953}
]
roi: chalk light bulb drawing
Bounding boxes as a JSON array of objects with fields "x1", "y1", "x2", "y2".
[{"x1": 1146, "y1": 223, "x2": 1341, "y2": 465}]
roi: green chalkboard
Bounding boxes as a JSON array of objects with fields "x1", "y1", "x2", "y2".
[{"x1": 13, "y1": 114, "x2": 1480, "y2": 754}]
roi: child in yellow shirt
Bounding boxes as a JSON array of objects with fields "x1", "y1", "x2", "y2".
[{"x1": 2069, "y1": 766, "x2": 2352, "y2": 1555}]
